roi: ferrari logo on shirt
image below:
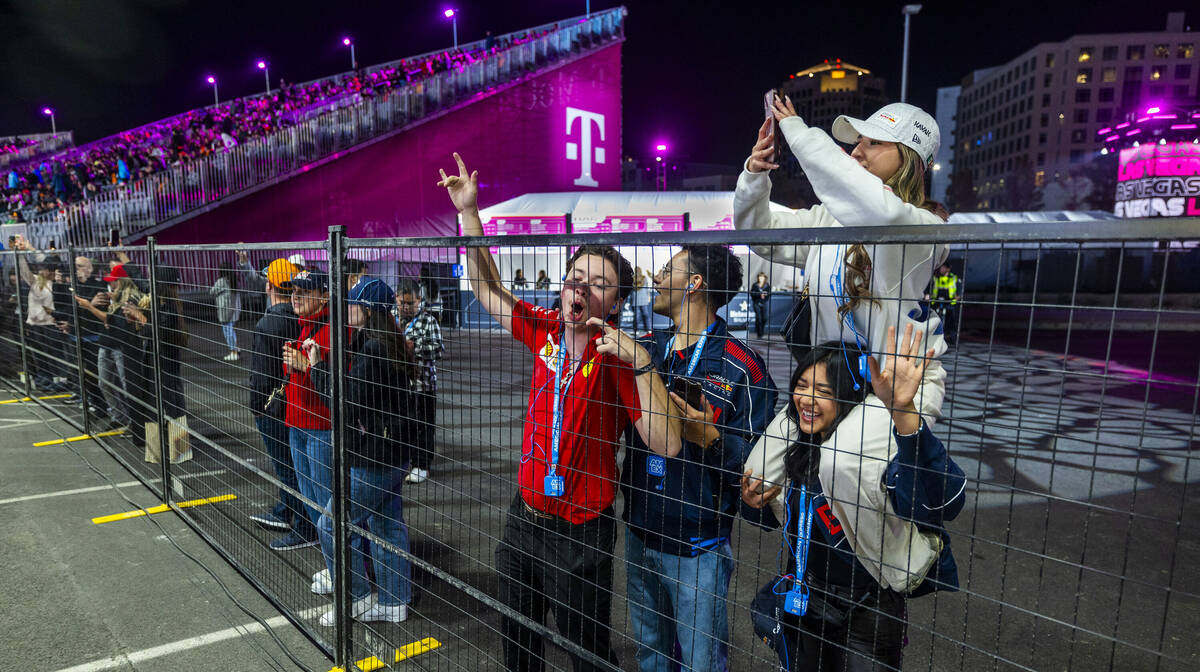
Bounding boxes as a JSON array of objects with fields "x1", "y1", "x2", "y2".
[
  {"x1": 581, "y1": 356, "x2": 596, "y2": 378},
  {"x1": 539, "y1": 337, "x2": 560, "y2": 372}
]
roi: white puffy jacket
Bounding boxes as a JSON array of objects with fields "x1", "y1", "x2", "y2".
[{"x1": 736, "y1": 115, "x2": 950, "y2": 592}]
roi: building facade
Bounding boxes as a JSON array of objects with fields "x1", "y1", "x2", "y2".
[
  {"x1": 950, "y1": 11, "x2": 1196, "y2": 211},
  {"x1": 777, "y1": 60, "x2": 889, "y2": 135}
]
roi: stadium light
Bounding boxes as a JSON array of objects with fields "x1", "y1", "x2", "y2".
[
  {"x1": 444, "y1": 9, "x2": 458, "y2": 49},
  {"x1": 342, "y1": 37, "x2": 356, "y2": 70},
  {"x1": 900, "y1": 4, "x2": 922, "y2": 103},
  {"x1": 206, "y1": 76, "x2": 218, "y2": 107},
  {"x1": 257, "y1": 61, "x2": 270, "y2": 96},
  {"x1": 42, "y1": 107, "x2": 56, "y2": 135}
]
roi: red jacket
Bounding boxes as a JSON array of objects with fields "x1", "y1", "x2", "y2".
[{"x1": 285, "y1": 306, "x2": 332, "y2": 429}]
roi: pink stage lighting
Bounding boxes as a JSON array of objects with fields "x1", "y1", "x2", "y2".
[
  {"x1": 42, "y1": 107, "x2": 52, "y2": 115},
  {"x1": 1146, "y1": 106, "x2": 1161, "y2": 114},
  {"x1": 257, "y1": 61, "x2": 266, "y2": 69},
  {"x1": 655, "y1": 143, "x2": 668, "y2": 152},
  {"x1": 206, "y1": 76, "x2": 215, "y2": 84},
  {"x1": 343, "y1": 37, "x2": 352, "y2": 46},
  {"x1": 444, "y1": 9, "x2": 455, "y2": 18}
]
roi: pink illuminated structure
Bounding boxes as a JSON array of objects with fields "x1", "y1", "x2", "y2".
[{"x1": 444, "y1": 9, "x2": 458, "y2": 49}]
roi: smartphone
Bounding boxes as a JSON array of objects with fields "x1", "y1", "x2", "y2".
[
  {"x1": 763, "y1": 89, "x2": 780, "y2": 164},
  {"x1": 671, "y1": 376, "x2": 705, "y2": 410},
  {"x1": 108, "y1": 228, "x2": 120, "y2": 248}
]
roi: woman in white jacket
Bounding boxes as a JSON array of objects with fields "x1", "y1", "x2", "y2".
[{"x1": 737, "y1": 98, "x2": 952, "y2": 595}]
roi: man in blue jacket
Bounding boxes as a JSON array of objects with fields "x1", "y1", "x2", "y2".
[{"x1": 621, "y1": 245, "x2": 777, "y2": 672}]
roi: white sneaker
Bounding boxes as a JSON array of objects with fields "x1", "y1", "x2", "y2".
[
  {"x1": 223, "y1": 351, "x2": 239, "y2": 361},
  {"x1": 319, "y1": 594, "x2": 375, "y2": 627},
  {"x1": 311, "y1": 568, "x2": 333, "y2": 595},
  {"x1": 360, "y1": 603, "x2": 408, "y2": 624},
  {"x1": 406, "y1": 468, "x2": 429, "y2": 484}
]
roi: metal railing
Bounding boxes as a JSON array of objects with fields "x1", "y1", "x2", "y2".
[
  {"x1": 2, "y1": 218, "x2": 1196, "y2": 671},
  {"x1": 13, "y1": 8, "x2": 626, "y2": 251}
]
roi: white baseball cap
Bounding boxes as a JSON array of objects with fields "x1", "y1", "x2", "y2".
[
  {"x1": 287, "y1": 253, "x2": 307, "y2": 268},
  {"x1": 832, "y1": 103, "x2": 940, "y2": 167}
]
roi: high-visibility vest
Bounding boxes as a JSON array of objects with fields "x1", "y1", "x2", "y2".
[{"x1": 935, "y1": 273, "x2": 958, "y2": 304}]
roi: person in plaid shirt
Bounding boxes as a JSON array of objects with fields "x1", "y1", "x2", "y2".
[{"x1": 396, "y1": 278, "x2": 443, "y2": 483}]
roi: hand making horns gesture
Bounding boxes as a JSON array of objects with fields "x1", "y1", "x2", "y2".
[{"x1": 437, "y1": 152, "x2": 479, "y2": 214}]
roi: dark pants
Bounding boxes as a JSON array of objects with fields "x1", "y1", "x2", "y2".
[
  {"x1": 496, "y1": 494, "x2": 619, "y2": 672},
  {"x1": 411, "y1": 390, "x2": 438, "y2": 471},
  {"x1": 75, "y1": 337, "x2": 104, "y2": 408},
  {"x1": 752, "y1": 301, "x2": 768, "y2": 338},
  {"x1": 27, "y1": 324, "x2": 65, "y2": 386},
  {"x1": 783, "y1": 583, "x2": 906, "y2": 672},
  {"x1": 255, "y1": 414, "x2": 315, "y2": 538}
]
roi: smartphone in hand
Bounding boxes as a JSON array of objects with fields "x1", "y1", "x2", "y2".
[
  {"x1": 670, "y1": 376, "x2": 706, "y2": 410},
  {"x1": 763, "y1": 89, "x2": 780, "y2": 164}
]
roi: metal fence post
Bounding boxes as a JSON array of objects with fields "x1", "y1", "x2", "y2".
[
  {"x1": 145, "y1": 237, "x2": 173, "y2": 502},
  {"x1": 11, "y1": 248, "x2": 32, "y2": 397},
  {"x1": 65, "y1": 244, "x2": 93, "y2": 437},
  {"x1": 327, "y1": 224, "x2": 352, "y2": 666}
]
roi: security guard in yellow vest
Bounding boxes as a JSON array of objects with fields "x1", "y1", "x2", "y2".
[{"x1": 931, "y1": 263, "x2": 960, "y2": 344}]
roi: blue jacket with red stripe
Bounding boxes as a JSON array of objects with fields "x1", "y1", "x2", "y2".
[{"x1": 621, "y1": 318, "x2": 778, "y2": 557}]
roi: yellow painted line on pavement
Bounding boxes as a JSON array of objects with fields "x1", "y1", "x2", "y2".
[
  {"x1": 0, "y1": 393, "x2": 73, "y2": 404},
  {"x1": 33, "y1": 429, "x2": 125, "y2": 447},
  {"x1": 353, "y1": 637, "x2": 442, "y2": 670},
  {"x1": 91, "y1": 494, "x2": 237, "y2": 525}
]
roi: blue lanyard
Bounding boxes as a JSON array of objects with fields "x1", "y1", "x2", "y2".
[
  {"x1": 827, "y1": 246, "x2": 871, "y2": 387},
  {"x1": 664, "y1": 321, "x2": 716, "y2": 377},
  {"x1": 795, "y1": 485, "x2": 813, "y2": 580},
  {"x1": 548, "y1": 329, "x2": 575, "y2": 476}
]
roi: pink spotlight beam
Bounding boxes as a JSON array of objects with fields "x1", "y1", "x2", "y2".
[{"x1": 655, "y1": 144, "x2": 668, "y2": 152}]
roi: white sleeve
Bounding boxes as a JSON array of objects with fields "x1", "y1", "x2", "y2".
[
  {"x1": 778, "y1": 116, "x2": 944, "y2": 228},
  {"x1": 733, "y1": 165, "x2": 827, "y2": 269}
]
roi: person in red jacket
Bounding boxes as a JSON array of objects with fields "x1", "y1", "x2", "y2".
[{"x1": 277, "y1": 270, "x2": 332, "y2": 551}]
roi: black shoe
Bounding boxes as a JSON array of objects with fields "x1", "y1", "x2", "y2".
[
  {"x1": 248, "y1": 509, "x2": 291, "y2": 531},
  {"x1": 61, "y1": 393, "x2": 82, "y2": 405},
  {"x1": 270, "y1": 531, "x2": 318, "y2": 551}
]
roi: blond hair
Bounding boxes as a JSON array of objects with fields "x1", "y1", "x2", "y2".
[
  {"x1": 107, "y1": 277, "x2": 143, "y2": 314},
  {"x1": 838, "y1": 144, "x2": 948, "y2": 321}
]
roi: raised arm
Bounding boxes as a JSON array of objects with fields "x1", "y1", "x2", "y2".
[
  {"x1": 771, "y1": 96, "x2": 945, "y2": 229},
  {"x1": 438, "y1": 152, "x2": 518, "y2": 334}
]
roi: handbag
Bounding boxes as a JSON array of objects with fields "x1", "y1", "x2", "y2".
[
  {"x1": 263, "y1": 381, "x2": 287, "y2": 418},
  {"x1": 779, "y1": 285, "x2": 811, "y2": 364}
]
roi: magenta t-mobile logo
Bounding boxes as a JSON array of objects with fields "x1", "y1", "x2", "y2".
[{"x1": 565, "y1": 107, "x2": 606, "y2": 188}]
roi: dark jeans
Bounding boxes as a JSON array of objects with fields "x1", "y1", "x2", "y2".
[
  {"x1": 783, "y1": 582, "x2": 906, "y2": 672},
  {"x1": 27, "y1": 324, "x2": 65, "y2": 385},
  {"x1": 496, "y1": 494, "x2": 619, "y2": 672},
  {"x1": 752, "y1": 301, "x2": 768, "y2": 338},
  {"x1": 411, "y1": 391, "x2": 437, "y2": 471},
  {"x1": 75, "y1": 337, "x2": 104, "y2": 408},
  {"x1": 255, "y1": 414, "x2": 315, "y2": 538}
]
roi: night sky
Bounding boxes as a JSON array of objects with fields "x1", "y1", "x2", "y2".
[{"x1": 1, "y1": 0, "x2": 1192, "y2": 167}]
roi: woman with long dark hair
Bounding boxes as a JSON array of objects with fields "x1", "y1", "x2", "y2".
[
  {"x1": 737, "y1": 100, "x2": 954, "y2": 594},
  {"x1": 304, "y1": 277, "x2": 416, "y2": 626},
  {"x1": 741, "y1": 332, "x2": 965, "y2": 671}
]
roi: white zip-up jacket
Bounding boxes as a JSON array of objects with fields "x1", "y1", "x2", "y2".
[{"x1": 736, "y1": 115, "x2": 951, "y2": 592}]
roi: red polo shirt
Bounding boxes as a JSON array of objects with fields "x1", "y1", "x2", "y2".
[{"x1": 511, "y1": 300, "x2": 641, "y2": 524}]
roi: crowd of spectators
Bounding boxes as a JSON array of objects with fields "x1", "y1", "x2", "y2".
[{"x1": 2, "y1": 26, "x2": 556, "y2": 227}]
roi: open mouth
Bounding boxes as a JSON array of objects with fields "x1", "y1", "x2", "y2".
[
  {"x1": 567, "y1": 300, "x2": 585, "y2": 322},
  {"x1": 799, "y1": 408, "x2": 820, "y2": 425}
]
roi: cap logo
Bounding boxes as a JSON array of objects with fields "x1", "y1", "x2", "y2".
[
  {"x1": 912, "y1": 134, "x2": 923, "y2": 145},
  {"x1": 912, "y1": 120, "x2": 933, "y2": 137},
  {"x1": 294, "y1": 270, "x2": 310, "y2": 280},
  {"x1": 876, "y1": 112, "x2": 899, "y2": 127}
]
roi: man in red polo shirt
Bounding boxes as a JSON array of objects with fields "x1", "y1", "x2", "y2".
[{"x1": 439, "y1": 153, "x2": 680, "y2": 671}]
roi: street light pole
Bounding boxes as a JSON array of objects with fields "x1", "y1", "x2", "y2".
[
  {"x1": 900, "y1": 4, "x2": 922, "y2": 103},
  {"x1": 654, "y1": 143, "x2": 668, "y2": 192},
  {"x1": 343, "y1": 38, "x2": 355, "y2": 70},
  {"x1": 445, "y1": 10, "x2": 458, "y2": 49},
  {"x1": 42, "y1": 108, "x2": 56, "y2": 135},
  {"x1": 258, "y1": 61, "x2": 270, "y2": 95},
  {"x1": 207, "y1": 76, "x2": 219, "y2": 107}
]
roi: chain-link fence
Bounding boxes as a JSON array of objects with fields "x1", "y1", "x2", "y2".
[{"x1": 0, "y1": 219, "x2": 1196, "y2": 671}]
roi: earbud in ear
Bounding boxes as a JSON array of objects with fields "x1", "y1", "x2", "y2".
[{"x1": 686, "y1": 283, "x2": 695, "y2": 290}]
